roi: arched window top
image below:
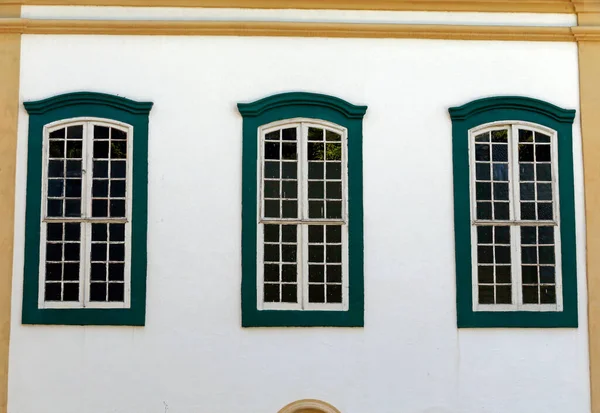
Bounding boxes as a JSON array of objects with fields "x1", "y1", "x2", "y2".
[
  {"x1": 278, "y1": 399, "x2": 341, "y2": 413},
  {"x1": 24, "y1": 91, "x2": 153, "y2": 116}
]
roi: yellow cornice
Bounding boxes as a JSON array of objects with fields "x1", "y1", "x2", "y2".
[
  {"x1": 0, "y1": 18, "x2": 579, "y2": 40},
  {"x1": 0, "y1": 0, "x2": 575, "y2": 13}
]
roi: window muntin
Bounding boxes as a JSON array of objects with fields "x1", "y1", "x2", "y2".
[
  {"x1": 258, "y1": 119, "x2": 349, "y2": 311},
  {"x1": 470, "y1": 122, "x2": 562, "y2": 312},
  {"x1": 38, "y1": 118, "x2": 132, "y2": 309}
]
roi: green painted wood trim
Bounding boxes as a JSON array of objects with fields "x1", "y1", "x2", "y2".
[
  {"x1": 237, "y1": 92, "x2": 367, "y2": 327},
  {"x1": 449, "y1": 96, "x2": 578, "y2": 328},
  {"x1": 22, "y1": 91, "x2": 153, "y2": 326}
]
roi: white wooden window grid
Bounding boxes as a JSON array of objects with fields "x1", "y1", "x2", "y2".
[
  {"x1": 38, "y1": 118, "x2": 133, "y2": 309},
  {"x1": 469, "y1": 121, "x2": 562, "y2": 312},
  {"x1": 257, "y1": 118, "x2": 349, "y2": 311}
]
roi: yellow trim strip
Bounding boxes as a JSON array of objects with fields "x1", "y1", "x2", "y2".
[
  {"x1": 14, "y1": 0, "x2": 576, "y2": 13},
  {"x1": 0, "y1": 18, "x2": 581, "y2": 40}
]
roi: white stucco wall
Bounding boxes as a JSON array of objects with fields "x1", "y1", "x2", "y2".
[{"x1": 9, "y1": 33, "x2": 589, "y2": 413}]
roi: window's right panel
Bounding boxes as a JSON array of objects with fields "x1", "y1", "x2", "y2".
[{"x1": 450, "y1": 96, "x2": 577, "y2": 328}]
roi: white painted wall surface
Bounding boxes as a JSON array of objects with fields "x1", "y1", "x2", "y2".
[{"x1": 10, "y1": 34, "x2": 589, "y2": 413}]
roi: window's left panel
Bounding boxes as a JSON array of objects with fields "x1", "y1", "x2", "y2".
[{"x1": 22, "y1": 92, "x2": 152, "y2": 325}]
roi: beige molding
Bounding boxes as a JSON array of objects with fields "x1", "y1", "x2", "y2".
[
  {"x1": 0, "y1": 18, "x2": 578, "y2": 40},
  {"x1": 0, "y1": 0, "x2": 576, "y2": 13},
  {"x1": 278, "y1": 399, "x2": 342, "y2": 413}
]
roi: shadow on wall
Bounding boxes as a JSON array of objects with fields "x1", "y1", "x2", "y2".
[{"x1": 278, "y1": 399, "x2": 341, "y2": 413}]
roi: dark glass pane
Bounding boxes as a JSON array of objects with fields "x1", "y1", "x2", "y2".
[
  {"x1": 67, "y1": 125, "x2": 83, "y2": 140},
  {"x1": 264, "y1": 181, "x2": 280, "y2": 198},
  {"x1": 309, "y1": 265, "x2": 325, "y2": 282},
  {"x1": 535, "y1": 145, "x2": 551, "y2": 162},
  {"x1": 326, "y1": 163, "x2": 342, "y2": 180},
  {"x1": 282, "y1": 128, "x2": 296, "y2": 141},
  {"x1": 308, "y1": 162, "x2": 323, "y2": 179},
  {"x1": 491, "y1": 130, "x2": 508, "y2": 143},
  {"x1": 492, "y1": 164, "x2": 508, "y2": 181},
  {"x1": 521, "y1": 203, "x2": 536, "y2": 220},
  {"x1": 537, "y1": 183, "x2": 552, "y2": 201},
  {"x1": 520, "y1": 183, "x2": 535, "y2": 201},
  {"x1": 519, "y1": 144, "x2": 534, "y2": 162},
  {"x1": 477, "y1": 246, "x2": 493, "y2": 264},
  {"x1": 47, "y1": 199, "x2": 63, "y2": 217},
  {"x1": 538, "y1": 203, "x2": 553, "y2": 220},
  {"x1": 264, "y1": 244, "x2": 279, "y2": 262},
  {"x1": 327, "y1": 265, "x2": 342, "y2": 282},
  {"x1": 496, "y1": 266, "x2": 511, "y2": 283},
  {"x1": 92, "y1": 223, "x2": 107, "y2": 241},
  {"x1": 326, "y1": 182, "x2": 342, "y2": 200},
  {"x1": 91, "y1": 243, "x2": 107, "y2": 261},
  {"x1": 309, "y1": 245, "x2": 324, "y2": 262},
  {"x1": 46, "y1": 243, "x2": 62, "y2": 261},
  {"x1": 46, "y1": 263, "x2": 62, "y2": 281},
  {"x1": 49, "y1": 128, "x2": 65, "y2": 140},
  {"x1": 327, "y1": 285, "x2": 342, "y2": 303},
  {"x1": 492, "y1": 145, "x2": 508, "y2": 162},
  {"x1": 521, "y1": 227, "x2": 536, "y2": 244},
  {"x1": 536, "y1": 164, "x2": 552, "y2": 181},
  {"x1": 63, "y1": 263, "x2": 79, "y2": 281},
  {"x1": 63, "y1": 283, "x2": 79, "y2": 301},
  {"x1": 47, "y1": 223, "x2": 63, "y2": 241},
  {"x1": 64, "y1": 243, "x2": 80, "y2": 261},
  {"x1": 66, "y1": 160, "x2": 82, "y2": 177},
  {"x1": 110, "y1": 180, "x2": 126, "y2": 198},
  {"x1": 327, "y1": 226, "x2": 342, "y2": 243},
  {"x1": 326, "y1": 245, "x2": 342, "y2": 263},
  {"x1": 308, "y1": 142, "x2": 324, "y2": 161},
  {"x1": 308, "y1": 285, "x2": 325, "y2": 303},
  {"x1": 522, "y1": 247, "x2": 537, "y2": 264},
  {"x1": 523, "y1": 286, "x2": 539, "y2": 304},
  {"x1": 496, "y1": 286, "x2": 511, "y2": 304},
  {"x1": 91, "y1": 263, "x2": 106, "y2": 281},
  {"x1": 282, "y1": 201, "x2": 297, "y2": 218},
  {"x1": 538, "y1": 226, "x2": 554, "y2": 244},
  {"x1": 264, "y1": 264, "x2": 279, "y2": 282},
  {"x1": 92, "y1": 199, "x2": 108, "y2": 217},
  {"x1": 48, "y1": 160, "x2": 64, "y2": 177},
  {"x1": 308, "y1": 181, "x2": 324, "y2": 199},
  {"x1": 326, "y1": 130, "x2": 341, "y2": 142},
  {"x1": 520, "y1": 164, "x2": 534, "y2": 181},
  {"x1": 536, "y1": 132, "x2": 551, "y2": 143},
  {"x1": 110, "y1": 141, "x2": 127, "y2": 159},
  {"x1": 94, "y1": 125, "x2": 109, "y2": 139},
  {"x1": 495, "y1": 246, "x2": 511, "y2": 264},
  {"x1": 44, "y1": 283, "x2": 61, "y2": 301},
  {"x1": 476, "y1": 183, "x2": 491, "y2": 200},
  {"x1": 308, "y1": 128, "x2": 323, "y2": 141},
  {"x1": 477, "y1": 202, "x2": 492, "y2": 220},
  {"x1": 264, "y1": 224, "x2": 279, "y2": 242},
  {"x1": 66, "y1": 141, "x2": 82, "y2": 159},
  {"x1": 309, "y1": 225, "x2": 324, "y2": 243},
  {"x1": 108, "y1": 283, "x2": 125, "y2": 302},
  {"x1": 540, "y1": 286, "x2": 556, "y2": 304},
  {"x1": 281, "y1": 264, "x2": 296, "y2": 282},
  {"x1": 49, "y1": 141, "x2": 64, "y2": 158},
  {"x1": 94, "y1": 141, "x2": 109, "y2": 158},
  {"x1": 111, "y1": 161, "x2": 126, "y2": 178},
  {"x1": 264, "y1": 200, "x2": 279, "y2": 218},
  {"x1": 478, "y1": 286, "x2": 494, "y2": 304},
  {"x1": 90, "y1": 283, "x2": 107, "y2": 302},
  {"x1": 282, "y1": 181, "x2": 297, "y2": 199},
  {"x1": 493, "y1": 183, "x2": 509, "y2": 201},
  {"x1": 65, "y1": 223, "x2": 80, "y2": 241},
  {"x1": 476, "y1": 163, "x2": 490, "y2": 180},
  {"x1": 539, "y1": 246, "x2": 555, "y2": 264},
  {"x1": 47, "y1": 179, "x2": 64, "y2": 197},
  {"x1": 65, "y1": 200, "x2": 81, "y2": 217},
  {"x1": 494, "y1": 226, "x2": 510, "y2": 244},
  {"x1": 109, "y1": 244, "x2": 125, "y2": 261},
  {"x1": 264, "y1": 161, "x2": 279, "y2": 179},
  {"x1": 110, "y1": 224, "x2": 125, "y2": 241},
  {"x1": 475, "y1": 132, "x2": 489, "y2": 142},
  {"x1": 519, "y1": 130, "x2": 533, "y2": 142},
  {"x1": 265, "y1": 131, "x2": 279, "y2": 140},
  {"x1": 65, "y1": 179, "x2": 81, "y2": 197},
  {"x1": 522, "y1": 266, "x2": 538, "y2": 284},
  {"x1": 94, "y1": 161, "x2": 108, "y2": 178},
  {"x1": 282, "y1": 162, "x2": 297, "y2": 179},
  {"x1": 477, "y1": 226, "x2": 492, "y2": 244},
  {"x1": 281, "y1": 284, "x2": 297, "y2": 303},
  {"x1": 108, "y1": 263, "x2": 125, "y2": 281},
  {"x1": 281, "y1": 244, "x2": 297, "y2": 263},
  {"x1": 326, "y1": 201, "x2": 342, "y2": 219},
  {"x1": 281, "y1": 225, "x2": 296, "y2": 242},
  {"x1": 309, "y1": 201, "x2": 324, "y2": 219},
  {"x1": 112, "y1": 129, "x2": 127, "y2": 141},
  {"x1": 326, "y1": 143, "x2": 342, "y2": 161},
  {"x1": 281, "y1": 143, "x2": 297, "y2": 160},
  {"x1": 475, "y1": 144, "x2": 490, "y2": 161},
  {"x1": 264, "y1": 284, "x2": 279, "y2": 302},
  {"x1": 540, "y1": 266, "x2": 555, "y2": 283}
]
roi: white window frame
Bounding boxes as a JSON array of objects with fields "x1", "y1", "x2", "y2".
[
  {"x1": 469, "y1": 120, "x2": 563, "y2": 312},
  {"x1": 38, "y1": 117, "x2": 133, "y2": 309},
  {"x1": 256, "y1": 118, "x2": 349, "y2": 311}
]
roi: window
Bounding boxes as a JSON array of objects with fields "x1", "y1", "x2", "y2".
[
  {"x1": 449, "y1": 96, "x2": 577, "y2": 328},
  {"x1": 23, "y1": 92, "x2": 152, "y2": 325},
  {"x1": 238, "y1": 92, "x2": 367, "y2": 327}
]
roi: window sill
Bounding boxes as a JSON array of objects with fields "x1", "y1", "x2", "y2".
[
  {"x1": 458, "y1": 309, "x2": 577, "y2": 328},
  {"x1": 22, "y1": 307, "x2": 145, "y2": 326},
  {"x1": 242, "y1": 308, "x2": 363, "y2": 327}
]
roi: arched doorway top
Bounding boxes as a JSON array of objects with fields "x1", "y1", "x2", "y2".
[{"x1": 278, "y1": 399, "x2": 341, "y2": 413}]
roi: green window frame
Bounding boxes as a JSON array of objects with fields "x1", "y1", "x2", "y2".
[
  {"x1": 22, "y1": 92, "x2": 153, "y2": 326},
  {"x1": 238, "y1": 92, "x2": 367, "y2": 327},
  {"x1": 449, "y1": 96, "x2": 577, "y2": 328}
]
